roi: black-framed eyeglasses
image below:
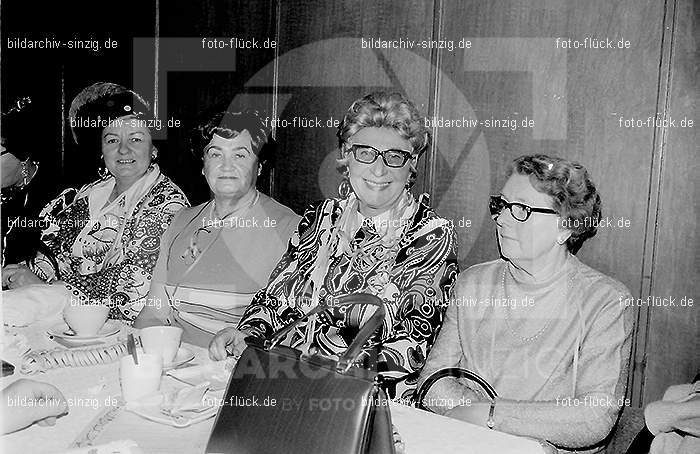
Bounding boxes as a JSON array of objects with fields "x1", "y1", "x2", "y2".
[
  {"x1": 345, "y1": 143, "x2": 414, "y2": 168},
  {"x1": 489, "y1": 195, "x2": 558, "y2": 222}
]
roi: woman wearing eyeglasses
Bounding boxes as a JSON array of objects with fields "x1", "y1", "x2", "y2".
[
  {"x1": 209, "y1": 92, "x2": 459, "y2": 401},
  {"x1": 418, "y1": 155, "x2": 633, "y2": 453},
  {"x1": 134, "y1": 110, "x2": 300, "y2": 347}
]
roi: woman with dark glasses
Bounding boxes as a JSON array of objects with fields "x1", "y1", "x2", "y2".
[
  {"x1": 418, "y1": 154, "x2": 633, "y2": 453},
  {"x1": 209, "y1": 92, "x2": 459, "y2": 402}
]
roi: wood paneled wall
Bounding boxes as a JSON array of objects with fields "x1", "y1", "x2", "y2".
[{"x1": 636, "y1": 0, "x2": 699, "y2": 403}]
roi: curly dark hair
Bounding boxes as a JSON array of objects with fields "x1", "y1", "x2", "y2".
[
  {"x1": 507, "y1": 154, "x2": 602, "y2": 254},
  {"x1": 190, "y1": 110, "x2": 274, "y2": 168}
]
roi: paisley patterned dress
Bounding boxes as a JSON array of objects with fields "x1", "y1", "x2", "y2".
[
  {"x1": 238, "y1": 191, "x2": 459, "y2": 401},
  {"x1": 29, "y1": 165, "x2": 188, "y2": 323}
]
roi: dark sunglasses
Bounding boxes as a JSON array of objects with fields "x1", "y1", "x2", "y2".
[
  {"x1": 489, "y1": 195, "x2": 558, "y2": 222},
  {"x1": 346, "y1": 143, "x2": 414, "y2": 168}
]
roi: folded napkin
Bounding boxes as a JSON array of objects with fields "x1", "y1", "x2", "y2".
[
  {"x1": 2, "y1": 283, "x2": 68, "y2": 327},
  {"x1": 160, "y1": 382, "x2": 212, "y2": 416},
  {"x1": 125, "y1": 382, "x2": 216, "y2": 428},
  {"x1": 0, "y1": 330, "x2": 30, "y2": 366}
]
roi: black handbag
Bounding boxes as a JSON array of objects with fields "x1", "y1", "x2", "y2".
[{"x1": 205, "y1": 293, "x2": 395, "y2": 454}]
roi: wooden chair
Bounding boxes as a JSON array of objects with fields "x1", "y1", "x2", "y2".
[{"x1": 604, "y1": 405, "x2": 649, "y2": 454}]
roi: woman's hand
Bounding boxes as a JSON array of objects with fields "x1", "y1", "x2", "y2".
[
  {"x1": 1, "y1": 379, "x2": 69, "y2": 434},
  {"x1": 208, "y1": 327, "x2": 249, "y2": 361},
  {"x1": 444, "y1": 401, "x2": 491, "y2": 427},
  {"x1": 2, "y1": 264, "x2": 44, "y2": 289}
]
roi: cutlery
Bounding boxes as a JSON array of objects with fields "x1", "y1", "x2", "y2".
[{"x1": 127, "y1": 334, "x2": 138, "y2": 365}]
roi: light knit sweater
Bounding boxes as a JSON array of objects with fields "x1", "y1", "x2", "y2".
[
  {"x1": 646, "y1": 382, "x2": 700, "y2": 454},
  {"x1": 419, "y1": 255, "x2": 634, "y2": 453}
]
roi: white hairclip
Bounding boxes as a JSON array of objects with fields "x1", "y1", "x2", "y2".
[{"x1": 547, "y1": 163, "x2": 553, "y2": 170}]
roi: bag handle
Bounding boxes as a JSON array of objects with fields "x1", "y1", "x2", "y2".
[
  {"x1": 415, "y1": 367, "x2": 497, "y2": 411},
  {"x1": 264, "y1": 293, "x2": 385, "y2": 374}
]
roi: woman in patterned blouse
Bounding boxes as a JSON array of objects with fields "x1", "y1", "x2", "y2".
[
  {"x1": 1, "y1": 83, "x2": 188, "y2": 323},
  {"x1": 209, "y1": 92, "x2": 459, "y2": 401}
]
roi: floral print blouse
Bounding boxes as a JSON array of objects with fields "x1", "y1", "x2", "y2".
[
  {"x1": 30, "y1": 166, "x2": 188, "y2": 323},
  {"x1": 238, "y1": 192, "x2": 459, "y2": 401}
]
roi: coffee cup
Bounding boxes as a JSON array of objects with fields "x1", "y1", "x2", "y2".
[
  {"x1": 139, "y1": 326, "x2": 183, "y2": 366},
  {"x1": 63, "y1": 302, "x2": 109, "y2": 337},
  {"x1": 120, "y1": 353, "x2": 163, "y2": 402}
]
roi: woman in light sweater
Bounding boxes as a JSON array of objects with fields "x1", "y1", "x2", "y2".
[{"x1": 418, "y1": 154, "x2": 634, "y2": 453}]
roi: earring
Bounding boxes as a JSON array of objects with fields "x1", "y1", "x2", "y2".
[
  {"x1": 20, "y1": 161, "x2": 30, "y2": 186},
  {"x1": 98, "y1": 156, "x2": 110, "y2": 179},
  {"x1": 338, "y1": 177, "x2": 352, "y2": 199},
  {"x1": 201, "y1": 169, "x2": 205, "y2": 176},
  {"x1": 257, "y1": 165, "x2": 262, "y2": 177},
  {"x1": 405, "y1": 169, "x2": 417, "y2": 190}
]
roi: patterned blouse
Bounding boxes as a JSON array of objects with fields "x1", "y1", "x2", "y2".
[
  {"x1": 238, "y1": 191, "x2": 459, "y2": 401},
  {"x1": 30, "y1": 165, "x2": 188, "y2": 323}
]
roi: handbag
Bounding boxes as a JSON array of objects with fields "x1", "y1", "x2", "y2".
[
  {"x1": 205, "y1": 293, "x2": 396, "y2": 454},
  {"x1": 414, "y1": 367, "x2": 497, "y2": 412}
]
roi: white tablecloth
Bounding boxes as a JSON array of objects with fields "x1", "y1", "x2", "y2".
[{"x1": 1, "y1": 316, "x2": 546, "y2": 454}]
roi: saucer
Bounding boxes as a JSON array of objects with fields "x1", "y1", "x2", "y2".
[
  {"x1": 47, "y1": 320, "x2": 121, "y2": 341},
  {"x1": 163, "y1": 347, "x2": 196, "y2": 371},
  {"x1": 125, "y1": 387, "x2": 219, "y2": 428}
]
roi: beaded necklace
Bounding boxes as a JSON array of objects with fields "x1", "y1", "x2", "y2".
[{"x1": 500, "y1": 264, "x2": 573, "y2": 344}]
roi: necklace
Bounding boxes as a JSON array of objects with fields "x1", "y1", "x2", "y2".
[{"x1": 501, "y1": 264, "x2": 573, "y2": 344}]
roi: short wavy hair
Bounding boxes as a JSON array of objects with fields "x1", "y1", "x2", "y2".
[
  {"x1": 190, "y1": 110, "x2": 274, "y2": 167},
  {"x1": 336, "y1": 92, "x2": 430, "y2": 182},
  {"x1": 507, "y1": 154, "x2": 602, "y2": 254}
]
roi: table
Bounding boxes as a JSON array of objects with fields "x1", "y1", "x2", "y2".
[{"x1": 1, "y1": 316, "x2": 546, "y2": 454}]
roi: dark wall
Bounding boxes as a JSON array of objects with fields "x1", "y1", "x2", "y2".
[{"x1": 1, "y1": 0, "x2": 157, "y2": 195}]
